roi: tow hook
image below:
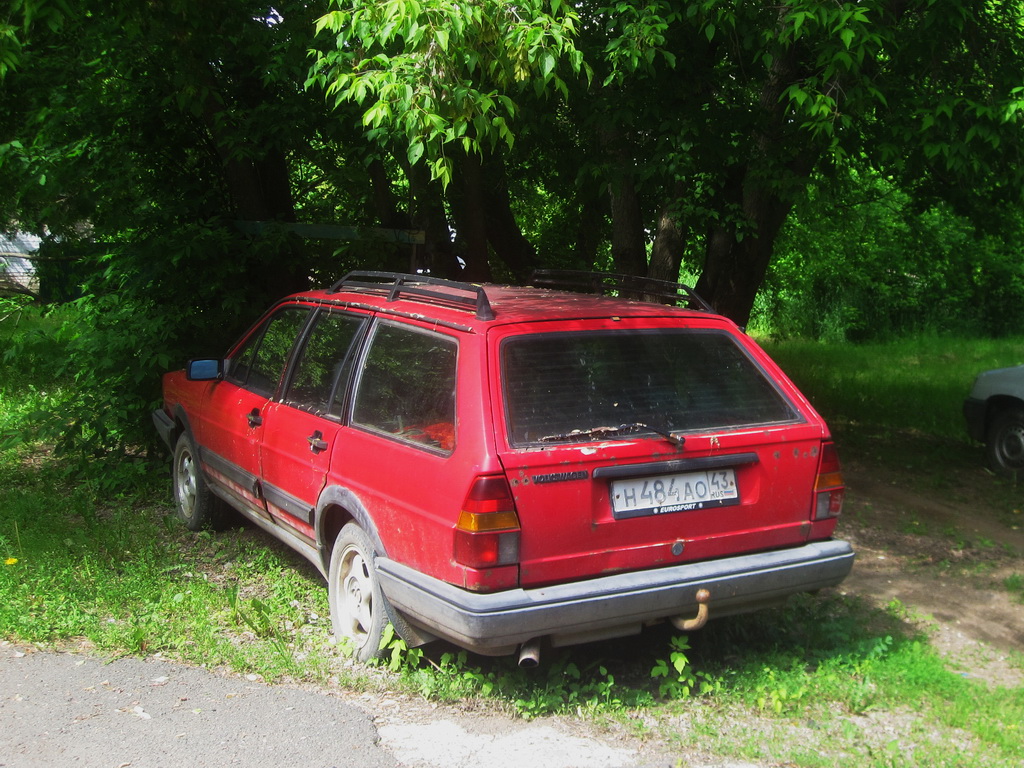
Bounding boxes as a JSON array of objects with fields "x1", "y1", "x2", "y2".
[{"x1": 670, "y1": 589, "x2": 711, "y2": 632}]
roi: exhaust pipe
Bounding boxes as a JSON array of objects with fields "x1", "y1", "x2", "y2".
[{"x1": 517, "y1": 638, "x2": 541, "y2": 668}]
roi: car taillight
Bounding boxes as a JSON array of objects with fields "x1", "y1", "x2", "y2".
[
  {"x1": 814, "y1": 441, "x2": 845, "y2": 520},
  {"x1": 454, "y1": 475, "x2": 520, "y2": 569}
]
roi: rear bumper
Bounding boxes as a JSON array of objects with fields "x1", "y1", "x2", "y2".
[{"x1": 376, "y1": 539, "x2": 855, "y2": 655}]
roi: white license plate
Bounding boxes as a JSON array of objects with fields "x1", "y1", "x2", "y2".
[{"x1": 610, "y1": 468, "x2": 739, "y2": 519}]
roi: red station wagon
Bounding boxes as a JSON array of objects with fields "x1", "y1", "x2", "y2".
[{"x1": 153, "y1": 271, "x2": 854, "y2": 664}]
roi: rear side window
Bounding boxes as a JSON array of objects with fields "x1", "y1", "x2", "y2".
[
  {"x1": 502, "y1": 330, "x2": 799, "y2": 445},
  {"x1": 226, "y1": 306, "x2": 311, "y2": 395},
  {"x1": 352, "y1": 323, "x2": 458, "y2": 453}
]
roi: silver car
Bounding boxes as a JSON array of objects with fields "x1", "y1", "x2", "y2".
[{"x1": 964, "y1": 365, "x2": 1024, "y2": 476}]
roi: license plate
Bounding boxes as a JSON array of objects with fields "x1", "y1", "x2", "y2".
[{"x1": 610, "y1": 468, "x2": 739, "y2": 520}]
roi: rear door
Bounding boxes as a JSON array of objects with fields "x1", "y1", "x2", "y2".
[
  {"x1": 490, "y1": 318, "x2": 828, "y2": 587},
  {"x1": 259, "y1": 308, "x2": 369, "y2": 542}
]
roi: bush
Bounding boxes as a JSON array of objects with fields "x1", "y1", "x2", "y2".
[{"x1": 754, "y1": 170, "x2": 1024, "y2": 342}]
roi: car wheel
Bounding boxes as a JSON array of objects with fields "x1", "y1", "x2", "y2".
[
  {"x1": 985, "y1": 406, "x2": 1024, "y2": 476},
  {"x1": 172, "y1": 433, "x2": 230, "y2": 531},
  {"x1": 328, "y1": 523, "x2": 391, "y2": 662}
]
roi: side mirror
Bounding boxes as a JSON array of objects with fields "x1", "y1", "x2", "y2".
[{"x1": 186, "y1": 358, "x2": 224, "y2": 381}]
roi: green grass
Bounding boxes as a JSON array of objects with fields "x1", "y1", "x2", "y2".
[
  {"x1": 4, "y1": 302, "x2": 1024, "y2": 766},
  {"x1": 763, "y1": 335, "x2": 1024, "y2": 511},
  {"x1": 0, "y1": 459, "x2": 347, "y2": 682}
]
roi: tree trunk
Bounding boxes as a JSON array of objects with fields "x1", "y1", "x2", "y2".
[
  {"x1": 647, "y1": 199, "x2": 685, "y2": 285},
  {"x1": 481, "y1": 154, "x2": 537, "y2": 281},
  {"x1": 694, "y1": 30, "x2": 820, "y2": 326},
  {"x1": 368, "y1": 154, "x2": 427, "y2": 273},
  {"x1": 575, "y1": 190, "x2": 606, "y2": 270},
  {"x1": 596, "y1": 120, "x2": 648, "y2": 277},
  {"x1": 406, "y1": 160, "x2": 461, "y2": 278},
  {"x1": 195, "y1": 62, "x2": 307, "y2": 297},
  {"x1": 368, "y1": 156, "x2": 408, "y2": 230},
  {"x1": 448, "y1": 151, "x2": 493, "y2": 282},
  {"x1": 609, "y1": 168, "x2": 647, "y2": 277},
  {"x1": 449, "y1": 150, "x2": 541, "y2": 282},
  {"x1": 695, "y1": 167, "x2": 795, "y2": 325}
]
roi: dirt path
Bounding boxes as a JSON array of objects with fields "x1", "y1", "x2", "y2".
[{"x1": 838, "y1": 460, "x2": 1024, "y2": 687}]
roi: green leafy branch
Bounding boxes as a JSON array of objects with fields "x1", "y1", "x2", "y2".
[{"x1": 308, "y1": 0, "x2": 590, "y2": 186}]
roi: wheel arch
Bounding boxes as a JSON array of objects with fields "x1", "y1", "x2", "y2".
[
  {"x1": 315, "y1": 486, "x2": 387, "y2": 573},
  {"x1": 169, "y1": 405, "x2": 195, "y2": 447},
  {"x1": 984, "y1": 395, "x2": 1024, "y2": 434}
]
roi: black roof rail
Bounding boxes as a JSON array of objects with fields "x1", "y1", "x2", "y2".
[
  {"x1": 530, "y1": 269, "x2": 715, "y2": 313},
  {"x1": 329, "y1": 271, "x2": 495, "y2": 321}
]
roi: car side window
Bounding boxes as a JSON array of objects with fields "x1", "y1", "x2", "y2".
[
  {"x1": 225, "y1": 306, "x2": 311, "y2": 396},
  {"x1": 284, "y1": 310, "x2": 365, "y2": 416},
  {"x1": 352, "y1": 322, "x2": 457, "y2": 453}
]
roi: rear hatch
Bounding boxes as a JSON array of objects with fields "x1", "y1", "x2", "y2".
[{"x1": 490, "y1": 318, "x2": 832, "y2": 588}]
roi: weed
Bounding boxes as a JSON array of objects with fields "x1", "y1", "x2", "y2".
[
  {"x1": 377, "y1": 622, "x2": 424, "y2": 671},
  {"x1": 374, "y1": 633, "x2": 655, "y2": 718},
  {"x1": 1004, "y1": 574, "x2": 1024, "y2": 603},
  {"x1": 650, "y1": 635, "x2": 720, "y2": 699},
  {"x1": 226, "y1": 583, "x2": 300, "y2": 674},
  {"x1": 752, "y1": 667, "x2": 808, "y2": 715}
]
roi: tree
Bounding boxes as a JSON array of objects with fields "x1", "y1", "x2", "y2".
[
  {"x1": 763, "y1": 165, "x2": 1024, "y2": 341},
  {"x1": 309, "y1": 0, "x2": 590, "y2": 279},
  {"x1": 4, "y1": 0, "x2": 1024, "y2": 468},
  {"x1": 312, "y1": 0, "x2": 1024, "y2": 325},
  {"x1": 0, "y1": 0, "x2": 385, "y2": 462}
]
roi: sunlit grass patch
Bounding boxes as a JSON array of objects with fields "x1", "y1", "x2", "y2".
[{"x1": 0, "y1": 461, "x2": 339, "y2": 682}]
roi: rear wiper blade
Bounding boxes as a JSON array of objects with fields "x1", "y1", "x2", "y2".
[{"x1": 539, "y1": 422, "x2": 685, "y2": 449}]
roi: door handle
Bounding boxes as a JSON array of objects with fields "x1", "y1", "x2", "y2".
[
  {"x1": 247, "y1": 408, "x2": 263, "y2": 428},
  {"x1": 307, "y1": 430, "x2": 328, "y2": 454}
]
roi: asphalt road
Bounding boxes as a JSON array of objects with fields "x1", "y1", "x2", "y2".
[
  {"x1": 0, "y1": 644, "x2": 398, "y2": 768},
  {"x1": 1, "y1": 642, "x2": 762, "y2": 768}
]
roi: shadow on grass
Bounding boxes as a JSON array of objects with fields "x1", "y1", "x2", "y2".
[{"x1": 393, "y1": 587, "x2": 921, "y2": 717}]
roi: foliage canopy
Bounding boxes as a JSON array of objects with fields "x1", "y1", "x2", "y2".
[{"x1": 2, "y1": 0, "x2": 1024, "y2": 461}]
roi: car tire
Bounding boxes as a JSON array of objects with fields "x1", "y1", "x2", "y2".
[
  {"x1": 985, "y1": 406, "x2": 1024, "y2": 476},
  {"x1": 172, "y1": 433, "x2": 230, "y2": 531},
  {"x1": 328, "y1": 523, "x2": 397, "y2": 662}
]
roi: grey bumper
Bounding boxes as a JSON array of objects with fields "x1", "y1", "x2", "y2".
[{"x1": 376, "y1": 539, "x2": 855, "y2": 654}]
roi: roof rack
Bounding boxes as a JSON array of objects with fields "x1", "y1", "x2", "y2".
[
  {"x1": 530, "y1": 269, "x2": 715, "y2": 312},
  {"x1": 329, "y1": 271, "x2": 495, "y2": 321}
]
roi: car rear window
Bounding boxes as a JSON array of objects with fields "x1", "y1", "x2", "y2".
[{"x1": 502, "y1": 330, "x2": 799, "y2": 446}]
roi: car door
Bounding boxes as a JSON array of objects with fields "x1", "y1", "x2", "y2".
[
  {"x1": 259, "y1": 308, "x2": 369, "y2": 542},
  {"x1": 197, "y1": 304, "x2": 312, "y2": 517}
]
